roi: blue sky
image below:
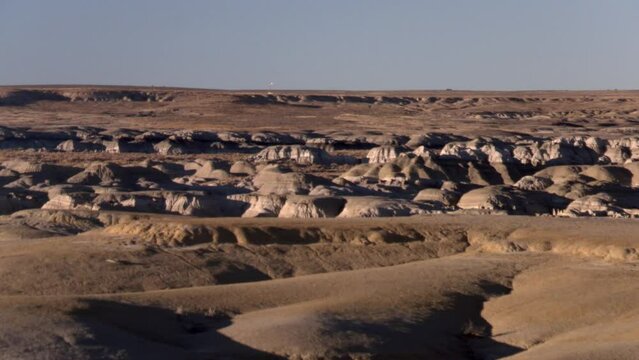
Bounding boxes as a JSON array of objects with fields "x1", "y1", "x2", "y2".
[{"x1": 1, "y1": 0, "x2": 638, "y2": 90}]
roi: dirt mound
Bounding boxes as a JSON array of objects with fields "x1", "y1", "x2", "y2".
[
  {"x1": 278, "y1": 195, "x2": 346, "y2": 218},
  {"x1": 252, "y1": 165, "x2": 322, "y2": 195},
  {"x1": 457, "y1": 185, "x2": 563, "y2": 215},
  {"x1": 366, "y1": 145, "x2": 408, "y2": 163},
  {"x1": 252, "y1": 145, "x2": 332, "y2": 164},
  {"x1": 338, "y1": 196, "x2": 431, "y2": 217}
]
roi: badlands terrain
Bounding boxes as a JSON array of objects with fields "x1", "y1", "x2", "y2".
[{"x1": 1, "y1": 86, "x2": 639, "y2": 359}]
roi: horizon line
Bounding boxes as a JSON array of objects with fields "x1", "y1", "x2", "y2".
[{"x1": 1, "y1": 83, "x2": 639, "y2": 93}]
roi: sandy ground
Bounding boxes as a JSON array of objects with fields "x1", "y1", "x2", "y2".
[
  {"x1": 2, "y1": 86, "x2": 639, "y2": 137},
  {"x1": 1, "y1": 87, "x2": 639, "y2": 359},
  {"x1": 1, "y1": 212, "x2": 638, "y2": 359}
]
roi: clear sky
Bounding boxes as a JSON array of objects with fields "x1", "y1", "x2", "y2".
[{"x1": 1, "y1": 0, "x2": 638, "y2": 90}]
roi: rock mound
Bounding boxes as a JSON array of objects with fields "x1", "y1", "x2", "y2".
[
  {"x1": 338, "y1": 196, "x2": 430, "y2": 217},
  {"x1": 278, "y1": 196, "x2": 346, "y2": 218},
  {"x1": 253, "y1": 145, "x2": 332, "y2": 164}
]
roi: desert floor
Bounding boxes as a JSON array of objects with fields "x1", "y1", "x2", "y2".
[{"x1": 1, "y1": 86, "x2": 638, "y2": 359}]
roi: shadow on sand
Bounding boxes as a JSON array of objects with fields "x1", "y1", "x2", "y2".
[
  {"x1": 70, "y1": 299, "x2": 283, "y2": 359},
  {"x1": 321, "y1": 280, "x2": 524, "y2": 359},
  {"x1": 69, "y1": 280, "x2": 522, "y2": 359}
]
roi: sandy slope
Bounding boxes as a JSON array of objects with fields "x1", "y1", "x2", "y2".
[
  {"x1": 1, "y1": 213, "x2": 639, "y2": 359},
  {"x1": 486, "y1": 261, "x2": 639, "y2": 360},
  {"x1": 0, "y1": 253, "x2": 536, "y2": 359}
]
